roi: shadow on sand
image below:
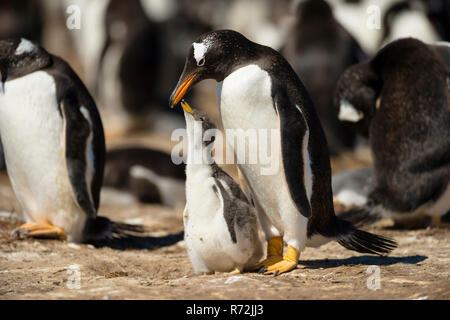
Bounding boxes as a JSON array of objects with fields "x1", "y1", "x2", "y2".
[{"x1": 299, "y1": 255, "x2": 427, "y2": 269}]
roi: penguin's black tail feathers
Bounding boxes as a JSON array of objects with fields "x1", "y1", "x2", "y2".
[
  {"x1": 336, "y1": 219, "x2": 397, "y2": 255},
  {"x1": 83, "y1": 216, "x2": 147, "y2": 243},
  {"x1": 338, "y1": 205, "x2": 383, "y2": 227},
  {"x1": 82, "y1": 216, "x2": 183, "y2": 250}
]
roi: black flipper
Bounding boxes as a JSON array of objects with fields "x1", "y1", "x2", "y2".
[
  {"x1": 272, "y1": 81, "x2": 312, "y2": 218},
  {"x1": 47, "y1": 56, "x2": 105, "y2": 220},
  {"x1": 212, "y1": 180, "x2": 237, "y2": 243},
  {"x1": 60, "y1": 90, "x2": 101, "y2": 218}
]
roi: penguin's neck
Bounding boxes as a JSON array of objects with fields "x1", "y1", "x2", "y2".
[
  {"x1": 185, "y1": 126, "x2": 220, "y2": 221},
  {"x1": 185, "y1": 123, "x2": 214, "y2": 177}
]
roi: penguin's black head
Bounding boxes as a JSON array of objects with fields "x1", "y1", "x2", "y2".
[
  {"x1": 169, "y1": 30, "x2": 258, "y2": 108},
  {"x1": 0, "y1": 38, "x2": 52, "y2": 92},
  {"x1": 334, "y1": 62, "x2": 380, "y2": 138}
]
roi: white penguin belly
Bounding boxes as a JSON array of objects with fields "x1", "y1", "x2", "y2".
[
  {"x1": 184, "y1": 166, "x2": 254, "y2": 273},
  {"x1": 216, "y1": 64, "x2": 308, "y2": 250},
  {"x1": 0, "y1": 71, "x2": 86, "y2": 241}
]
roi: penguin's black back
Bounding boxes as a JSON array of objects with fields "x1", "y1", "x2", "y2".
[{"x1": 368, "y1": 38, "x2": 450, "y2": 212}]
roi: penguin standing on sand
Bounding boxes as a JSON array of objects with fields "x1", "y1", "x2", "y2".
[
  {"x1": 0, "y1": 38, "x2": 106, "y2": 242},
  {"x1": 180, "y1": 101, "x2": 262, "y2": 274},
  {"x1": 170, "y1": 30, "x2": 396, "y2": 275},
  {"x1": 334, "y1": 38, "x2": 450, "y2": 227}
]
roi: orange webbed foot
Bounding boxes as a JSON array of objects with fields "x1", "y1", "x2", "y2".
[{"x1": 12, "y1": 222, "x2": 67, "y2": 240}]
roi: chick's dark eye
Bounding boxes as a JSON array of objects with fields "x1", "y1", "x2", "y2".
[{"x1": 197, "y1": 58, "x2": 205, "y2": 66}]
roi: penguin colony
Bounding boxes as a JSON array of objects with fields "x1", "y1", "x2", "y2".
[{"x1": 0, "y1": 0, "x2": 448, "y2": 278}]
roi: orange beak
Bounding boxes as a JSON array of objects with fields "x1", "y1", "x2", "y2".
[
  {"x1": 169, "y1": 73, "x2": 198, "y2": 108},
  {"x1": 180, "y1": 100, "x2": 197, "y2": 119}
]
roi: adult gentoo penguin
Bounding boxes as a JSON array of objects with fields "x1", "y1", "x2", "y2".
[
  {"x1": 169, "y1": 30, "x2": 396, "y2": 275},
  {"x1": 334, "y1": 38, "x2": 450, "y2": 227},
  {"x1": 181, "y1": 101, "x2": 262, "y2": 274},
  {"x1": 0, "y1": 38, "x2": 105, "y2": 242}
]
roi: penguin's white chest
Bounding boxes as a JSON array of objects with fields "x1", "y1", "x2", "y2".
[
  {"x1": 216, "y1": 64, "x2": 306, "y2": 247},
  {"x1": 217, "y1": 64, "x2": 280, "y2": 134},
  {"x1": 0, "y1": 72, "x2": 85, "y2": 239}
]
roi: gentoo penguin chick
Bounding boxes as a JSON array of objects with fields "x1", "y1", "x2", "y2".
[
  {"x1": 180, "y1": 101, "x2": 262, "y2": 274},
  {"x1": 283, "y1": 0, "x2": 366, "y2": 155},
  {"x1": 334, "y1": 38, "x2": 450, "y2": 227},
  {"x1": 103, "y1": 146, "x2": 185, "y2": 207},
  {"x1": 0, "y1": 38, "x2": 106, "y2": 242},
  {"x1": 170, "y1": 30, "x2": 396, "y2": 275}
]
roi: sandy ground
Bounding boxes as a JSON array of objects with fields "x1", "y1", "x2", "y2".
[{"x1": 0, "y1": 165, "x2": 449, "y2": 300}]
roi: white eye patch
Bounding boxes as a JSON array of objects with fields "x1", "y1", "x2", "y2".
[
  {"x1": 338, "y1": 99, "x2": 364, "y2": 122},
  {"x1": 192, "y1": 40, "x2": 211, "y2": 64},
  {"x1": 15, "y1": 38, "x2": 37, "y2": 56}
]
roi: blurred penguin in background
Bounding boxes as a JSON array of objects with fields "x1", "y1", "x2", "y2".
[
  {"x1": 328, "y1": 0, "x2": 449, "y2": 55},
  {"x1": 328, "y1": 0, "x2": 396, "y2": 55},
  {"x1": 283, "y1": 0, "x2": 367, "y2": 156},
  {"x1": 102, "y1": 147, "x2": 185, "y2": 208},
  {"x1": 334, "y1": 38, "x2": 450, "y2": 228},
  {"x1": 427, "y1": 0, "x2": 450, "y2": 42},
  {"x1": 218, "y1": 0, "x2": 293, "y2": 50},
  {"x1": 0, "y1": 0, "x2": 43, "y2": 42},
  {"x1": 380, "y1": 0, "x2": 444, "y2": 48},
  {"x1": 332, "y1": 168, "x2": 373, "y2": 210},
  {"x1": 64, "y1": 0, "x2": 211, "y2": 138}
]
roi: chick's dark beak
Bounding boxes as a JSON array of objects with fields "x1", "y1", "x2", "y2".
[{"x1": 169, "y1": 72, "x2": 197, "y2": 108}]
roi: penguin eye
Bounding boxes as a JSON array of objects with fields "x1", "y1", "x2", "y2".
[{"x1": 197, "y1": 58, "x2": 205, "y2": 67}]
